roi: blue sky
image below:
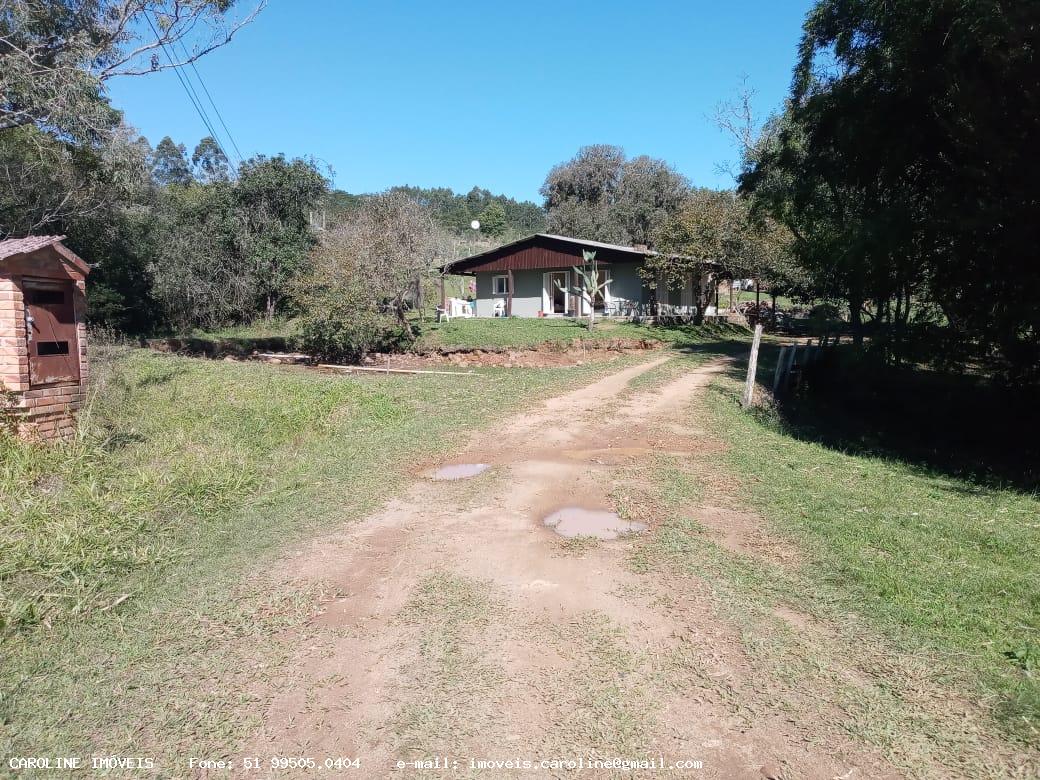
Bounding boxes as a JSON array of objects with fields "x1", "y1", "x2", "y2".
[{"x1": 106, "y1": 1, "x2": 813, "y2": 203}]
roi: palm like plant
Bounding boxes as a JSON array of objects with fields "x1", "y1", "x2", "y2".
[{"x1": 555, "y1": 250, "x2": 610, "y2": 330}]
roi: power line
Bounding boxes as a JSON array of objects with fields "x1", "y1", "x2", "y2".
[
  {"x1": 144, "y1": 13, "x2": 232, "y2": 165},
  {"x1": 175, "y1": 37, "x2": 245, "y2": 164}
]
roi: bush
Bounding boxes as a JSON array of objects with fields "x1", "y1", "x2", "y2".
[{"x1": 296, "y1": 311, "x2": 411, "y2": 363}]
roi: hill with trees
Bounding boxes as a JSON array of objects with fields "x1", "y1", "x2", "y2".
[{"x1": 325, "y1": 185, "x2": 545, "y2": 238}]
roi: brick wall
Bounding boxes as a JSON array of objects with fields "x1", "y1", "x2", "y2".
[{"x1": 0, "y1": 265, "x2": 89, "y2": 442}]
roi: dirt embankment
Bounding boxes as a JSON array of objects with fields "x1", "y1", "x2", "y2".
[
  {"x1": 367, "y1": 337, "x2": 663, "y2": 369},
  {"x1": 149, "y1": 336, "x2": 664, "y2": 369}
]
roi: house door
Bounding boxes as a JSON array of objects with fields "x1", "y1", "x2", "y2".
[
  {"x1": 24, "y1": 279, "x2": 79, "y2": 387},
  {"x1": 544, "y1": 271, "x2": 569, "y2": 314}
]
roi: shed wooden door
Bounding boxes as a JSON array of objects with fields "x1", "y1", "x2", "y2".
[{"x1": 24, "y1": 279, "x2": 79, "y2": 387}]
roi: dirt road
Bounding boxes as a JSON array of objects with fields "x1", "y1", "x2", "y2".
[{"x1": 244, "y1": 356, "x2": 897, "y2": 778}]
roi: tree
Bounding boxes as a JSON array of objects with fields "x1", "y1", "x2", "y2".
[
  {"x1": 741, "y1": 0, "x2": 1040, "y2": 377},
  {"x1": 151, "y1": 136, "x2": 192, "y2": 186},
  {"x1": 0, "y1": 122, "x2": 153, "y2": 237},
  {"x1": 0, "y1": 1, "x2": 263, "y2": 143},
  {"x1": 234, "y1": 154, "x2": 329, "y2": 319},
  {"x1": 477, "y1": 201, "x2": 507, "y2": 237},
  {"x1": 192, "y1": 136, "x2": 231, "y2": 182},
  {"x1": 541, "y1": 145, "x2": 688, "y2": 247},
  {"x1": 387, "y1": 184, "x2": 544, "y2": 236},
  {"x1": 149, "y1": 181, "x2": 247, "y2": 329},
  {"x1": 149, "y1": 154, "x2": 328, "y2": 328},
  {"x1": 294, "y1": 192, "x2": 444, "y2": 359},
  {"x1": 649, "y1": 188, "x2": 797, "y2": 317}
]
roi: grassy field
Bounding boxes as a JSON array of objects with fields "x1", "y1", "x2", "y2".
[
  {"x1": 9, "y1": 329, "x2": 1029, "y2": 775},
  {"x1": 0, "y1": 345, "x2": 648, "y2": 764},
  {"x1": 630, "y1": 350, "x2": 1039, "y2": 774},
  {"x1": 184, "y1": 315, "x2": 753, "y2": 355}
]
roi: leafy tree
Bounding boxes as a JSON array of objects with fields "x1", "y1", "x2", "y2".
[
  {"x1": 649, "y1": 188, "x2": 797, "y2": 315},
  {"x1": 151, "y1": 136, "x2": 193, "y2": 186},
  {"x1": 0, "y1": 1, "x2": 262, "y2": 143},
  {"x1": 0, "y1": 1, "x2": 261, "y2": 236},
  {"x1": 191, "y1": 136, "x2": 231, "y2": 183},
  {"x1": 295, "y1": 192, "x2": 444, "y2": 356},
  {"x1": 477, "y1": 201, "x2": 507, "y2": 236},
  {"x1": 0, "y1": 122, "x2": 153, "y2": 237},
  {"x1": 150, "y1": 181, "x2": 245, "y2": 329},
  {"x1": 73, "y1": 205, "x2": 162, "y2": 335},
  {"x1": 504, "y1": 200, "x2": 546, "y2": 234},
  {"x1": 234, "y1": 154, "x2": 329, "y2": 318},
  {"x1": 541, "y1": 145, "x2": 688, "y2": 247},
  {"x1": 150, "y1": 154, "x2": 328, "y2": 328},
  {"x1": 742, "y1": 0, "x2": 1040, "y2": 377}
]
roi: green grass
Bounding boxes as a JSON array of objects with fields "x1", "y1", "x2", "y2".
[
  {"x1": 0, "y1": 346, "x2": 643, "y2": 767},
  {"x1": 415, "y1": 317, "x2": 750, "y2": 351},
  {"x1": 394, "y1": 571, "x2": 501, "y2": 754},
  {"x1": 725, "y1": 289, "x2": 800, "y2": 309},
  {"x1": 630, "y1": 353, "x2": 1039, "y2": 773},
  {"x1": 710, "y1": 383, "x2": 1040, "y2": 741}
]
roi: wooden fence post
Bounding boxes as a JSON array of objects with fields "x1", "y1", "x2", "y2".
[
  {"x1": 783, "y1": 342, "x2": 798, "y2": 392},
  {"x1": 773, "y1": 345, "x2": 788, "y2": 393},
  {"x1": 742, "y1": 322, "x2": 764, "y2": 409}
]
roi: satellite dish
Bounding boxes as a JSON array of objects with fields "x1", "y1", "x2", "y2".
[{"x1": 470, "y1": 220, "x2": 480, "y2": 230}]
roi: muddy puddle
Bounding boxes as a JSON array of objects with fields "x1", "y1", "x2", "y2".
[
  {"x1": 430, "y1": 463, "x2": 491, "y2": 481},
  {"x1": 543, "y1": 507, "x2": 649, "y2": 540}
]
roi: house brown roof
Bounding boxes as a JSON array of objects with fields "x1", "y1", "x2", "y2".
[{"x1": 442, "y1": 233, "x2": 705, "y2": 275}]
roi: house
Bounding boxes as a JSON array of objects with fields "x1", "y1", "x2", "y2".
[
  {"x1": 443, "y1": 233, "x2": 711, "y2": 319},
  {"x1": 0, "y1": 235, "x2": 90, "y2": 441}
]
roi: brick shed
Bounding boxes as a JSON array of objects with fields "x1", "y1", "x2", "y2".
[{"x1": 0, "y1": 236, "x2": 90, "y2": 441}]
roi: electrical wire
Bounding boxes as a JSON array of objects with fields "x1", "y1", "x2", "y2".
[
  {"x1": 144, "y1": 12, "x2": 232, "y2": 165},
  {"x1": 175, "y1": 37, "x2": 245, "y2": 164}
]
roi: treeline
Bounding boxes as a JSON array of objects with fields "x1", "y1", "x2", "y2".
[
  {"x1": 738, "y1": 0, "x2": 1040, "y2": 381},
  {"x1": 537, "y1": 0, "x2": 1040, "y2": 382},
  {"x1": 0, "y1": 127, "x2": 333, "y2": 334},
  {"x1": 1, "y1": 123, "x2": 544, "y2": 334},
  {"x1": 388, "y1": 186, "x2": 544, "y2": 237},
  {"x1": 83, "y1": 156, "x2": 547, "y2": 333},
  {"x1": 326, "y1": 185, "x2": 545, "y2": 238}
]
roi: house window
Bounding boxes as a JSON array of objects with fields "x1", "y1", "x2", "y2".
[{"x1": 492, "y1": 275, "x2": 510, "y2": 295}]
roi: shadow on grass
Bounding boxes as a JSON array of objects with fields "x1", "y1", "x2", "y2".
[{"x1": 768, "y1": 347, "x2": 1040, "y2": 494}]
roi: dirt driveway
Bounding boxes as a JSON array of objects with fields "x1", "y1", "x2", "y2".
[{"x1": 243, "y1": 356, "x2": 898, "y2": 778}]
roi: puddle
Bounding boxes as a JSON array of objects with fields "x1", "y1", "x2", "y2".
[
  {"x1": 543, "y1": 507, "x2": 649, "y2": 540},
  {"x1": 431, "y1": 463, "x2": 490, "y2": 481}
]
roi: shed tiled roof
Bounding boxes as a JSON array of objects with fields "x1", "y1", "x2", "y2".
[
  {"x1": 0, "y1": 235, "x2": 90, "y2": 275},
  {"x1": 0, "y1": 235, "x2": 67, "y2": 260}
]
